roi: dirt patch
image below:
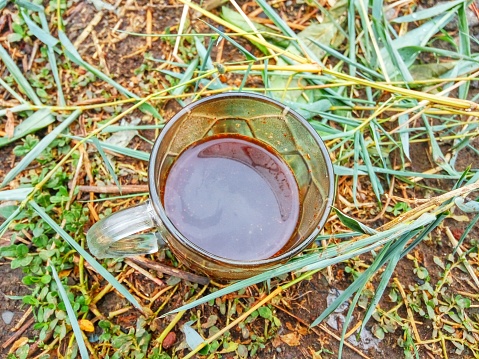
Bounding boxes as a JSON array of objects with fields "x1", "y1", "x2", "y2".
[{"x1": 1, "y1": 0, "x2": 479, "y2": 358}]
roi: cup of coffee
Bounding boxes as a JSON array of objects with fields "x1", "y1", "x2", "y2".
[{"x1": 86, "y1": 92, "x2": 334, "y2": 280}]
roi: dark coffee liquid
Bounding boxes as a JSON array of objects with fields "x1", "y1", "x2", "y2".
[{"x1": 163, "y1": 136, "x2": 300, "y2": 261}]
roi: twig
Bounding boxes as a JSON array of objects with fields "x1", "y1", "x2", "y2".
[
  {"x1": 2, "y1": 317, "x2": 35, "y2": 349},
  {"x1": 74, "y1": 11, "x2": 104, "y2": 48},
  {"x1": 91, "y1": 31, "x2": 110, "y2": 75},
  {"x1": 129, "y1": 256, "x2": 210, "y2": 285},
  {"x1": 146, "y1": 1, "x2": 152, "y2": 49},
  {"x1": 250, "y1": 16, "x2": 306, "y2": 30},
  {"x1": 173, "y1": 0, "x2": 190, "y2": 60},
  {"x1": 27, "y1": 330, "x2": 53, "y2": 357},
  {"x1": 31, "y1": 337, "x2": 59, "y2": 359},
  {"x1": 108, "y1": 306, "x2": 132, "y2": 319},
  {"x1": 11, "y1": 306, "x2": 32, "y2": 331},
  {"x1": 364, "y1": 176, "x2": 395, "y2": 223},
  {"x1": 124, "y1": 258, "x2": 165, "y2": 287},
  {"x1": 76, "y1": 184, "x2": 148, "y2": 194},
  {"x1": 378, "y1": 181, "x2": 479, "y2": 232},
  {"x1": 393, "y1": 278, "x2": 422, "y2": 343}
]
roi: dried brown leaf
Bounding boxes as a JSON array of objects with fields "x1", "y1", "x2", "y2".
[
  {"x1": 5, "y1": 110, "x2": 15, "y2": 139},
  {"x1": 280, "y1": 332, "x2": 301, "y2": 346},
  {"x1": 8, "y1": 337, "x2": 29, "y2": 354}
]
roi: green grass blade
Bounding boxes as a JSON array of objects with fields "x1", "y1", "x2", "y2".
[
  {"x1": 393, "y1": 0, "x2": 465, "y2": 23},
  {"x1": 355, "y1": 164, "x2": 459, "y2": 179},
  {"x1": 334, "y1": 164, "x2": 461, "y2": 180},
  {"x1": 195, "y1": 36, "x2": 215, "y2": 72},
  {"x1": 466, "y1": 169, "x2": 479, "y2": 185},
  {"x1": 220, "y1": 6, "x2": 274, "y2": 53},
  {"x1": 0, "y1": 44, "x2": 41, "y2": 105},
  {"x1": 333, "y1": 208, "x2": 377, "y2": 235},
  {"x1": 254, "y1": 0, "x2": 300, "y2": 53},
  {"x1": 80, "y1": 192, "x2": 149, "y2": 203},
  {"x1": 172, "y1": 58, "x2": 199, "y2": 96},
  {"x1": 239, "y1": 63, "x2": 252, "y2": 91},
  {"x1": 370, "y1": 120, "x2": 387, "y2": 170},
  {"x1": 202, "y1": 21, "x2": 257, "y2": 61},
  {"x1": 360, "y1": 251, "x2": 400, "y2": 333},
  {"x1": 359, "y1": 134, "x2": 383, "y2": 201},
  {"x1": 57, "y1": 30, "x2": 161, "y2": 119},
  {"x1": 0, "y1": 104, "x2": 32, "y2": 116},
  {"x1": 333, "y1": 165, "x2": 366, "y2": 176},
  {"x1": 301, "y1": 213, "x2": 436, "y2": 273},
  {"x1": 19, "y1": 9, "x2": 58, "y2": 47},
  {"x1": 347, "y1": 0, "x2": 356, "y2": 76},
  {"x1": 0, "y1": 108, "x2": 55, "y2": 148},
  {"x1": 262, "y1": 58, "x2": 270, "y2": 96},
  {"x1": 456, "y1": 3, "x2": 471, "y2": 99},
  {"x1": 49, "y1": 264, "x2": 89, "y2": 359},
  {"x1": 310, "y1": 0, "x2": 348, "y2": 38},
  {"x1": 284, "y1": 99, "x2": 331, "y2": 120},
  {"x1": 254, "y1": 0, "x2": 353, "y2": 105},
  {"x1": 307, "y1": 37, "x2": 383, "y2": 79},
  {"x1": 0, "y1": 206, "x2": 22, "y2": 239},
  {"x1": 338, "y1": 281, "x2": 365, "y2": 356},
  {"x1": 29, "y1": 200, "x2": 143, "y2": 310},
  {"x1": 381, "y1": 23, "x2": 414, "y2": 82},
  {"x1": 381, "y1": 11, "x2": 458, "y2": 75},
  {"x1": 102, "y1": 124, "x2": 165, "y2": 133},
  {"x1": 91, "y1": 137, "x2": 122, "y2": 193},
  {"x1": 166, "y1": 214, "x2": 436, "y2": 314},
  {"x1": 422, "y1": 115, "x2": 457, "y2": 176},
  {"x1": 311, "y1": 244, "x2": 390, "y2": 328},
  {"x1": 453, "y1": 212, "x2": 479, "y2": 254},
  {"x1": 337, "y1": 240, "x2": 394, "y2": 357},
  {"x1": 0, "y1": 187, "x2": 33, "y2": 200},
  {"x1": 401, "y1": 213, "x2": 446, "y2": 259},
  {"x1": 194, "y1": 37, "x2": 222, "y2": 91},
  {"x1": 403, "y1": 45, "x2": 479, "y2": 64},
  {"x1": 398, "y1": 113, "x2": 411, "y2": 160},
  {"x1": 66, "y1": 135, "x2": 150, "y2": 161},
  {"x1": 352, "y1": 130, "x2": 360, "y2": 206},
  {"x1": 1, "y1": 110, "x2": 81, "y2": 188},
  {"x1": 0, "y1": 79, "x2": 28, "y2": 104},
  {"x1": 39, "y1": 12, "x2": 66, "y2": 106},
  {"x1": 15, "y1": 0, "x2": 44, "y2": 11}
]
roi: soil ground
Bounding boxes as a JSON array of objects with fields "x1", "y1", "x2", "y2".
[{"x1": 1, "y1": 1, "x2": 479, "y2": 358}]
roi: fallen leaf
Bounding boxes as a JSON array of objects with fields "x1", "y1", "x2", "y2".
[
  {"x1": 296, "y1": 325, "x2": 308, "y2": 336},
  {"x1": 59, "y1": 269, "x2": 72, "y2": 278},
  {"x1": 201, "y1": 315, "x2": 218, "y2": 329},
  {"x1": 9, "y1": 337, "x2": 28, "y2": 354},
  {"x1": 286, "y1": 321, "x2": 295, "y2": 331},
  {"x1": 271, "y1": 336, "x2": 282, "y2": 348},
  {"x1": 219, "y1": 341, "x2": 238, "y2": 353},
  {"x1": 5, "y1": 110, "x2": 15, "y2": 139},
  {"x1": 78, "y1": 319, "x2": 94, "y2": 332},
  {"x1": 280, "y1": 332, "x2": 301, "y2": 346}
]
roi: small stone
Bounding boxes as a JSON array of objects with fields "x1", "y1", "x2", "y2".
[
  {"x1": 162, "y1": 332, "x2": 177, "y2": 349},
  {"x1": 2, "y1": 311, "x2": 14, "y2": 325}
]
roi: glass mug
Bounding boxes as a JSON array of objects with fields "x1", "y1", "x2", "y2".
[{"x1": 87, "y1": 92, "x2": 334, "y2": 280}]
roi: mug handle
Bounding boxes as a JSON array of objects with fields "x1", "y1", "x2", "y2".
[{"x1": 86, "y1": 200, "x2": 160, "y2": 259}]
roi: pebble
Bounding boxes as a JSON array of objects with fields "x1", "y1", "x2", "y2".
[
  {"x1": 162, "y1": 332, "x2": 177, "y2": 349},
  {"x1": 2, "y1": 311, "x2": 14, "y2": 325}
]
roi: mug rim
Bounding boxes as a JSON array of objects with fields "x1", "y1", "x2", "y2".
[{"x1": 148, "y1": 92, "x2": 335, "y2": 266}]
